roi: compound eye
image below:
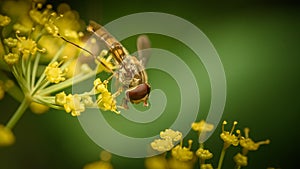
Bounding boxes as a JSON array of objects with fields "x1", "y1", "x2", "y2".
[{"x1": 126, "y1": 83, "x2": 151, "y2": 104}]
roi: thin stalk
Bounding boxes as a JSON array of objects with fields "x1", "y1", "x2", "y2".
[
  {"x1": 0, "y1": 71, "x2": 24, "y2": 102},
  {"x1": 217, "y1": 145, "x2": 227, "y2": 169},
  {"x1": 26, "y1": 55, "x2": 32, "y2": 89},
  {"x1": 32, "y1": 44, "x2": 66, "y2": 93},
  {"x1": 31, "y1": 53, "x2": 40, "y2": 89},
  {"x1": 39, "y1": 70, "x2": 96, "y2": 95},
  {"x1": 6, "y1": 96, "x2": 31, "y2": 130}
]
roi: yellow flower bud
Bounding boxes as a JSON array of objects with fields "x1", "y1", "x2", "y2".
[
  {"x1": 0, "y1": 125, "x2": 15, "y2": 146},
  {"x1": 30, "y1": 102, "x2": 49, "y2": 114}
]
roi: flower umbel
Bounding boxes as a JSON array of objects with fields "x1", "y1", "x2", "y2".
[
  {"x1": 239, "y1": 127, "x2": 270, "y2": 154},
  {"x1": 147, "y1": 120, "x2": 270, "y2": 169},
  {"x1": 234, "y1": 128, "x2": 270, "y2": 168},
  {"x1": 220, "y1": 121, "x2": 240, "y2": 148},
  {"x1": 160, "y1": 128, "x2": 182, "y2": 142},
  {"x1": 191, "y1": 120, "x2": 214, "y2": 133},
  {"x1": 0, "y1": 0, "x2": 120, "y2": 146},
  {"x1": 171, "y1": 139, "x2": 194, "y2": 161},
  {"x1": 151, "y1": 137, "x2": 174, "y2": 152},
  {"x1": 196, "y1": 148, "x2": 213, "y2": 161},
  {"x1": 233, "y1": 153, "x2": 248, "y2": 167},
  {"x1": 150, "y1": 129, "x2": 183, "y2": 152},
  {"x1": 217, "y1": 121, "x2": 241, "y2": 169}
]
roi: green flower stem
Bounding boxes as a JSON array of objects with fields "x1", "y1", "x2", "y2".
[
  {"x1": 6, "y1": 96, "x2": 31, "y2": 130},
  {"x1": 217, "y1": 145, "x2": 227, "y2": 169},
  {"x1": 31, "y1": 53, "x2": 40, "y2": 89},
  {"x1": 32, "y1": 44, "x2": 66, "y2": 94},
  {"x1": 38, "y1": 70, "x2": 97, "y2": 96}
]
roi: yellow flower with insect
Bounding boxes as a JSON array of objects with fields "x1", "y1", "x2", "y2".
[{"x1": 0, "y1": 0, "x2": 119, "y2": 147}]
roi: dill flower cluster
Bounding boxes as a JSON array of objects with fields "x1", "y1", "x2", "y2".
[
  {"x1": 0, "y1": 0, "x2": 119, "y2": 146},
  {"x1": 145, "y1": 120, "x2": 270, "y2": 169},
  {"x1": 148, "y1": 128, "x2": 196, "y2": 169}
]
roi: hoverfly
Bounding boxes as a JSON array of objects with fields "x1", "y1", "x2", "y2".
[{"x1": 60, "y1": 21, "x2": 151, "y2": 108}]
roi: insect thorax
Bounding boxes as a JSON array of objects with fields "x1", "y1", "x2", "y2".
[{"x1": 116, "y1": 56, "x2": 143, "y2": 88}]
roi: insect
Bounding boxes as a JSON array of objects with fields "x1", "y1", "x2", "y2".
[{"x1": 59, "y1": 21, "x2": 151, "y2": 108}]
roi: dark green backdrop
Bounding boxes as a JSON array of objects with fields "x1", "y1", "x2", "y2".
[{"x1": 0, "y1": 0, "x2": 299, "y2": 169}]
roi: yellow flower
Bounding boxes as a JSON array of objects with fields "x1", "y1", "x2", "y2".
[
  {"x1": 168, "y1": 157, "x2": 195, "y2": 169},
  {"x1": 151, "y1": 138, "x2": 174, "y2": 152},
  {"x1": 171, "y1": 140, "x2": 194, "y2": 161},
  {"x1": 45, "y1": 61, "x2": 66, "y2": 83},
  {"x1": 1, "y1": 0, "x2": 33, "y2": 33},
  {"x1": 4, "y1": 53, "x2": 19, "y2": 65},
  {"x1": 0, "y1": 14, "x2": 11, "y2": 26},
  {"x1": 64, "y1": 94, "x2": 85, "y2": 116},
  {"x1": 94, "y1": 78, "x2": 119, "y2": 114},
  {"x1": 55, "y1": 91, "x2": 67, "y2": 105},
  {"x1": 196, "y1": 148, "x2": 213, "y2": 160},
  {"x1": 233, "y1": 153, "x2": 248, "y2": 167},
  {"x1": 83, "y1": 161, "x2": 113, "y2": 169},
  {"x1": 97, "y1": 91, "x2": 119, "y2": 114},
  {"x1": 0, "y1": 124, "x2": 15, "y2": 146},
  {"x1": 220, "y1": 121, "x2": 240, "y2": 149},
  {"x1": 81, "y1": 94, "x2": 94, "y2": 107},
  {"x1": 29, "y1": 3, "x2": 52, "y2": 25},
  {"x1": 160, "y1": 129, "x2": 182, "y2": 142},
  {"x1": 240, "y1": 128, "x2": 270, "y2": 153},
  {"x1": 191, "y1": 120, "x2": 214, "y2": 133},
  {"x1": 4, "y1": 37, "x2": 18, "y2": 48},
  {"x1": 200, "y1": 164, "x2": 213, "y2": 169},
  {"x1": 94, "y1": 78, "x2": 109, "y2": 93},
  {"x1": 16, "y1": 35, "x2": 40, "y2": 58},
  {"x1": 145, "y1": 155, "x2": 168, "y2": 169}
]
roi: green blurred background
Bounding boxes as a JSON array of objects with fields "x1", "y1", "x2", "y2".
[{"x1": 1, "y1": 0, "x2": 299, "y2": 169}]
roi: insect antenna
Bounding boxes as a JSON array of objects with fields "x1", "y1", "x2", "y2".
[
  {"x1": 57, "y1": 33, "x2": 114, "y2": 73},
  {"x1": 57, "y1": 33, "x2": 95, "y2": 57}
]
